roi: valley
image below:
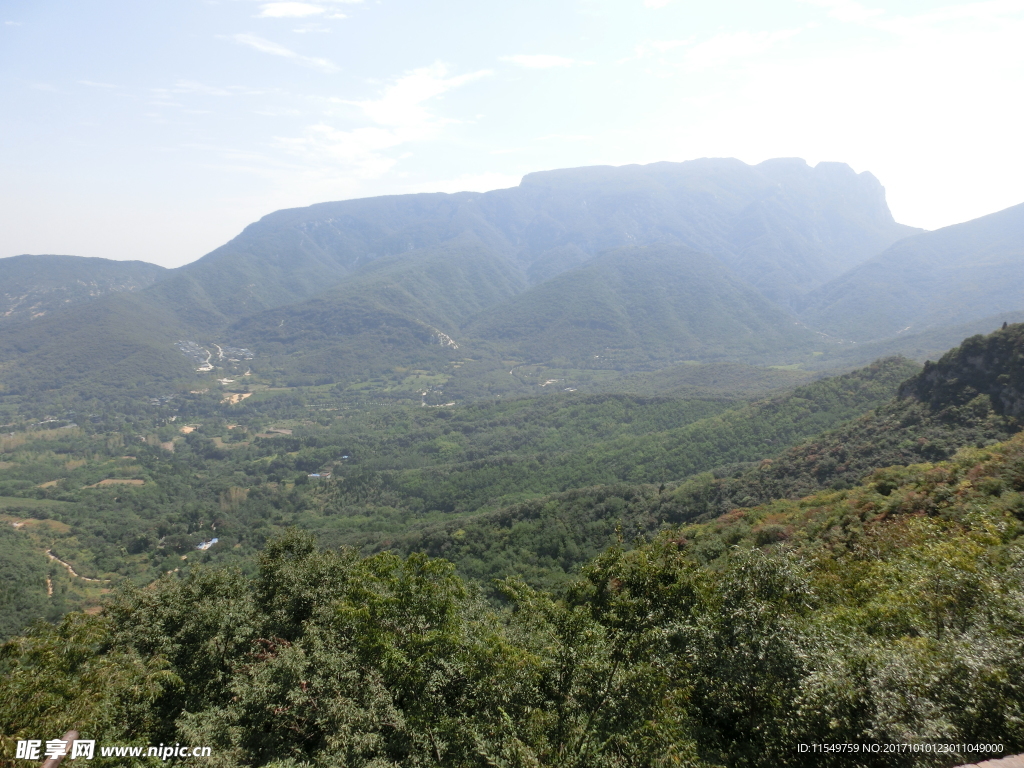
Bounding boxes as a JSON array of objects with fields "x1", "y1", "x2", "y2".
[{"x1": 1, "y1": 158, "x2": 1023, "y2": 766}]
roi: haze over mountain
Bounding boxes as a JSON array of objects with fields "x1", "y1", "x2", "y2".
[
  {"x1": 462, "y1": 244, "x2": 814, "y2": 365},
  {"x1": 800, "y1": 201, "x2": 1024, "y2": 341},
  {"x1": 5, "y1": 156, "x2": 1023, "y2": 405},
  {"x1": 197, "y1": 157, "x2": 912, "y2": 311},
  {"x1": 0, "y1": 255, "x2": 167, "y2": 326}
]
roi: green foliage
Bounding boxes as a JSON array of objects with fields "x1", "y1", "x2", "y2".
[
  {"x1": 669, "y1": 325, "x2": 1024, "y2": 521},
  {"x1": 5, "y1": 429, "x2": 1024, "y2": 766},
  {"x1": 0, "y1": 355, "x2": 915, "y2": 638},
  {"x1": 0, "y1": 525, "x2": 57, "y2": 637},
  {"x1": 463, "y1": 244, "x2": 817, "y2": 367},
  {"x1": 801, "y1": 200, "x2": 1024, "y2": 341},
  {"x1": 0, "y1": 254, "x2": 166, "y2": 328},
  {"x1": 0, "y1": 613, "x2": 173, "y2": 763}
]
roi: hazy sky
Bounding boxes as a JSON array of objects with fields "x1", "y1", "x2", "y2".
[{"x1": 2, "y1": 0, "x2": 1023, "y2": 267}]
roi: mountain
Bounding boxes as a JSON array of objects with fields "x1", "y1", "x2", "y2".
[
  {"x1": 672, "y1": 321, "x2": 1024, "y2": 519},
  {"x1": 231, "y1": 236, "x2": 525, "y2": 383},
  {"x1": 0, "y1": 157, "x2": 917, "y2": 400},
  {"x1": 512, "y1": 158, "x2": 918, "y2": 308},
  {"x1": 178, "y1": 156, "x2": 914, "y2": 315},
  {"x1": 463, "y1": 244, "x2": 816, "y2": 366},
  {"x1": 0, "y1": 291, "x2": 196, "y2": 399},
  {"x1": 800, "y1": 201, "x2": 1024, "y2": 341},
  {"x1": 0, "y1": 254, "x2": 167, "y2": 326}
]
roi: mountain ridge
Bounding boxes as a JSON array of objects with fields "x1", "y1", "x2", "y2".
[{"x1": 800, "y1": 201, "x2": 1024, "y2": 340}]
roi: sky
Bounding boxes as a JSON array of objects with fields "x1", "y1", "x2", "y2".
[{"x1": 2, "y1": 0, "x2": 1024, "y2": 268}]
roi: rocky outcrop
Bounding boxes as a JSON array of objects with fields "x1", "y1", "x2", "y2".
[{"x1": 898, "y1": 322, "x2": 1024, "y2": 420}]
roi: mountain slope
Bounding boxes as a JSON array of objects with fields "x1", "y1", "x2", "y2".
[
  {"x1": 800, "y1": 201, "x2": 1024, "y2": 341},
  {"x1": 672, "y1": 322, "x2": 1024, "y2": 518},
  {"x1": 513, "y1": 158, "x2": 918, "y2": 308},
  {"x1": 184, "y1": 156, "x2": 913, "y2": 314},
  {"x1": 0, "y1": 157, "x2": 916, "y2": 399},
  {"x1": 238, "y1": 236, "x2": 526, "y2": 345},
  {"x1": 231, "y1": 237, "x2": 527, "y2": 382},
  {"x1": 0, "y1": 291, "x2": 195, "y2": 399},
  {"x1": 381, "y1": 325, "x2": 1024, "y2": 591},
  {"x1": 0, "y1": 255, "x2": 167, "y2": 326},
  {"x1": 463, "y1": 244, "x2": 816, "y2": 366}
]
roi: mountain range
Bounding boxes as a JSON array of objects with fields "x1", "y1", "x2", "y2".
[{"x1": 1, "y1": 156, "x2": 1021, "y2": 406}]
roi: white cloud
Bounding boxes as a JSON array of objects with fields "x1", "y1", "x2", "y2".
[
  {"x1": 173, "y1": 80, "x2": 231, "y2": 96},
  {"x1": 536, "y1": 134, "x2": 594, "y2": 142},
  {"x1": 501, "y1": 54, "x2": 577, "y2": 69},
  {"x1": 644, "y1": 0, "x2": 673, "y2": 7},
  {"x1": 683, "y1": 29, "x2": 802, "y2": 70},
  {"x1": 635, "y1": 39, "x2": 689, "y2": 57},
  {"x1": 252, "y1": 0, "x2": 362, "y2": 17},
  {"x1": 258, "y1": 3, "x2": 325, "y2": 18},
  {"x1": 875, "y1": 0, "x2": 1024, "y2": 33},
  {"x1": 292, "y1": 22, "x2": 338, "y2": 32},
  {"x1": 230, "y1": 33, "x2": 338, "y2": 72},
  {"x1": 278, "y1": 63, "x2": 491, "y2": 178},
  {"x1": 354, "y1": 64, "x2": 491, "y2": 127},
  {"x1": 797, "y1": 0, "x2": 883, "y2": 23}
]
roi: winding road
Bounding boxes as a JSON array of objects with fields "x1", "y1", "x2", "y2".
[{"x1": 46, "y1": 550, "x2": 109, "y2": 583}]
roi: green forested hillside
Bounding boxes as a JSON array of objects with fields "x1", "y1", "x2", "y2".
[
  {"x1": 0, "y1": 291, "x2": 195, "y2": 398},
  {"x1": 0, "y1": 254, "x2": 167, "y2": 327},
  {"x1": 3, "y1": 433, "x2": 1022, "y2": 766},
  {"x1": 0, "y1": 355, "x2": 914, "y2": 639},
  {"x1": 0, "y1": 525, "x2": 60, "y2": 638},
  {"x1": 801, "y1": 201, "x2": 1024, "y2": 341},
  {"x1": 231, "y1": 237, "x2": 526, "y2": 383},
  {"x1": 463, "y1": 244, "x2": 817, "y2": 366},
  {"x1": 586, "y1": 359, "x2": 818, "y2": 397},
  {"x1": 675, "y1": 321, "x2": 1024, "y2": 517},
  {"x1": 1, "y1": 323, "x2": 1024, "y2": 764},
  {"x1": 385, "y1": 326, "x2": 1024, "y2": 590}
]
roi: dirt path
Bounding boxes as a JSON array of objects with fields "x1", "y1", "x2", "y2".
[{"x1": 47, "y1": 550, "x2": 109, "y2": 582}]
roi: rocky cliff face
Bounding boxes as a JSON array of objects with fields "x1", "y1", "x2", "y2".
[{"x1": 898, "y1": 322, "x2": 1024, "y2": 420}]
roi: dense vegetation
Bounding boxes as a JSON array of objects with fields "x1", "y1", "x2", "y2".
[
  {"x1": 0, "y1": 255, "x2": 166, "y2": 328},
  {"x1": 3, "y1": 430, "x2": 1022, "y2": 766},
  {"x1": 381, "y1": 329, "x2": 1024, "y2": 593},
  {"x1": 0, "y1": 356, "x2": 917, "y2": 639},
  {"x1": 1, "y1": 163, "x2": 1022, "y2": 764}
]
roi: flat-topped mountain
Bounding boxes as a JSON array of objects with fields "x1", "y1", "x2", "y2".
[
  {"x1": 2, "y1": 157, "x2": 999, "y2": 403},
  {"x1": 178, "y1": 156, "x2": 914, "y2": 318},
  {"x1": 513, "y1": 158, "x2": 918, "y2": 308}
]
